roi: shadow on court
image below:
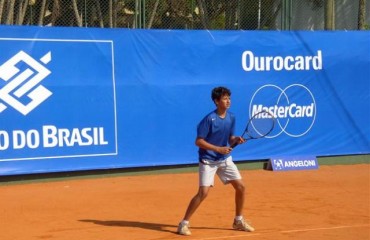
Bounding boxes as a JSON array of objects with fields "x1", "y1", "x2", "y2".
[{"x1": 79, "y1": 219, "x2": 227, "y2": 234}]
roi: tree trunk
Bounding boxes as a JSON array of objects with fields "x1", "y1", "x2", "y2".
[
  {"x1": 113, "y1": 0, "x2": 117, "y2": 28},
  {"x1": 325, "y1": 0, "x2": 335, "y2": 30},
  {"x1": 6, "y1": 0, "x2": 15, "y2": 25},
  {"x1": 0, "y1": 0, "x2": 5, "y2": 24},
  {"x1": 94, "y1": 0, "x2": 104, "y2": 28},
  {"x1": 197, "y1": 0, "x2": 208, "y2": 29},
  {"x1": 17, "y1": 0, "x2": 25, "y2": 24},
  {"x1": 261, "y1": 1, "x2": 282, "y2": 30},
  {"x1": 51, "y1": 0, "x2": 61, "y2": 27},
  {"x1": 37, "y1": 0, "x2": 47, "y2": 25},
  {"x1": 148, "y1": 0, "x2": 159, "y2": 29},
  {"x1": 108, "y1": 0, "x2": 113, "y2": 28},
  {"x1": 72, "y1": 0, "x2": 82, "y2": 27},
  {"x1": 358, "y1": 0, "x2": 366, "y2": 30}
]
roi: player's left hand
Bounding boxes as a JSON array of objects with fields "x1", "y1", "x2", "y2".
[{"x1": 232, "y1": 136, "x2": 246, "y2": 146}]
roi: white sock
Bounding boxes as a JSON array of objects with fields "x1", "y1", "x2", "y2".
[
  {"x1": 181, "y1": 220, "x2": 189, "y2": 225},
  {"x1": 235, "y1": 216, "x2": 243, "y2": 221}
]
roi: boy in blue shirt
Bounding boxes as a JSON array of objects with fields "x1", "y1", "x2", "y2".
[{"x1": 177, "y1": 86, "x2": 255, "y2": 235}]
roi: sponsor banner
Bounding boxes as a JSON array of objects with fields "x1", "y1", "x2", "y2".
[
  {"x1": 269, "y1": 156, "x2": 319, "y2": 171},
  {"x1": 0, "y1": 26, "x2": 369, "y2": 175},
  {"x1": 0, "y1": 37, "x2": 117, "y2": 161}
]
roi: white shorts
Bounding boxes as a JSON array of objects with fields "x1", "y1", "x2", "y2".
[{"x1": 199, "y1": 156, "x2": 242, "y2": 186}]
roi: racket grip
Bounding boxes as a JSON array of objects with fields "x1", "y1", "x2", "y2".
[{"x1": 230, "y1": 142, "x2": 238, "y2": 148}]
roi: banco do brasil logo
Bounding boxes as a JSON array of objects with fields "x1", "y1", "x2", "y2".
[
  {"x1": 249, "y1": 84, "x2": 316, "y2": 138},
  {"x1": 0, "y1": 51, "x2": 52, "y2": 115}
]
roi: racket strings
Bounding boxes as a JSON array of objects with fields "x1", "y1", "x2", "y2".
[{"x1": 247, "y1": 114, "x2": 274, "y2": 139}]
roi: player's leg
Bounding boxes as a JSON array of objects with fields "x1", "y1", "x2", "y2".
[
  {"x1": 177, "y1": 161, "x2": 217, "y2": 235},
  {"x1": 177, "y1": 186, "x2": 211, "y2": 236},
  {"x1": 217, "y1": 158, "x2": 245, "y2": 217},
  {"x1": 230, "y1": 179, "x2": 245, "y2": 216},
  {"x1": 183, "y1": 186, "x2": 211, "y2": 220},
  {"x1": 230, "y1": 179, "x2": 254, "y2": 232},
  {"x1": 218, "y1": 157, "x2": 255, "y2": 232}
]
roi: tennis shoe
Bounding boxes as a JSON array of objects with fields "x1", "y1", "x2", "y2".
[
  {"x1": 177, "y1": 222, "x2": 191, "y2": 236},
  {"x1": 233, "y1": 218, "x2": 255, "y2": 232}
]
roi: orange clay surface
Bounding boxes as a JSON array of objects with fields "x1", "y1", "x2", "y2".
[{"x1": 0, "y1": 164, "x2": 369, "y2": 240}]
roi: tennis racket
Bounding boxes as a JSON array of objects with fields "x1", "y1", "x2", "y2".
[{"x1": 231, "y1": 110, "x2": 275, "y2": 148}]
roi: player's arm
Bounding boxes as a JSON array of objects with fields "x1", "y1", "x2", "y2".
[{"x1": 195, "y1": 137, "x2": 232, "y2": 155}]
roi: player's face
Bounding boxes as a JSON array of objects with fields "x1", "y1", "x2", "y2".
[{"x1": 216, "y1": 95, "x2": 231, "y2": 110}]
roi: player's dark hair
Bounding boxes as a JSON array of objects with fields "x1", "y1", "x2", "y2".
[{"x1": 211, "y1": 86, "x2": 231, "y2": 102}]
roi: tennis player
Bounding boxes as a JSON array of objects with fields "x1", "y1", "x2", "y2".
[{"x1": 177, "y1": 86, "x2": 255, "y2": 236}]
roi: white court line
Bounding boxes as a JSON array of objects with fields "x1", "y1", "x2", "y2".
[
  {"x1": 192, "y1": 233, "x2": 262, "y2": 240},
  {"x1": 281, "y1": 224, "x2": 370, "y2": 233},
  {"x1": 192, "y1": 224, "x2": 370, "y2": 240}
]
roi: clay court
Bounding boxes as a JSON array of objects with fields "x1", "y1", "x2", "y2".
[{"x1": 1, "y1": 160, "x2": 369, "y2": 240}]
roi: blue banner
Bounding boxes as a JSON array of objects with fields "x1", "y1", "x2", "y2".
[
  {"x1": 269, "y1": 156, "x2": 319, "y2": 171},
  {"x1": 0, "y1": 26, "x2": 369, "y2": 175}
]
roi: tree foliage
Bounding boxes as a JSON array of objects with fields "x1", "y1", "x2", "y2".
[{"x1": 0, "y1": 0, "x2": 366, "y2": 30}]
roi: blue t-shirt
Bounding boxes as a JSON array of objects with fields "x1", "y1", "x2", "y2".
[{"x1": 197, "y1": 110, "x2": 235, "y2": 161}]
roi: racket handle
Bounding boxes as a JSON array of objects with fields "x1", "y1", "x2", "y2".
[{"x1": 230, "y1": 142, "x2": 238, "y2": 148}]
